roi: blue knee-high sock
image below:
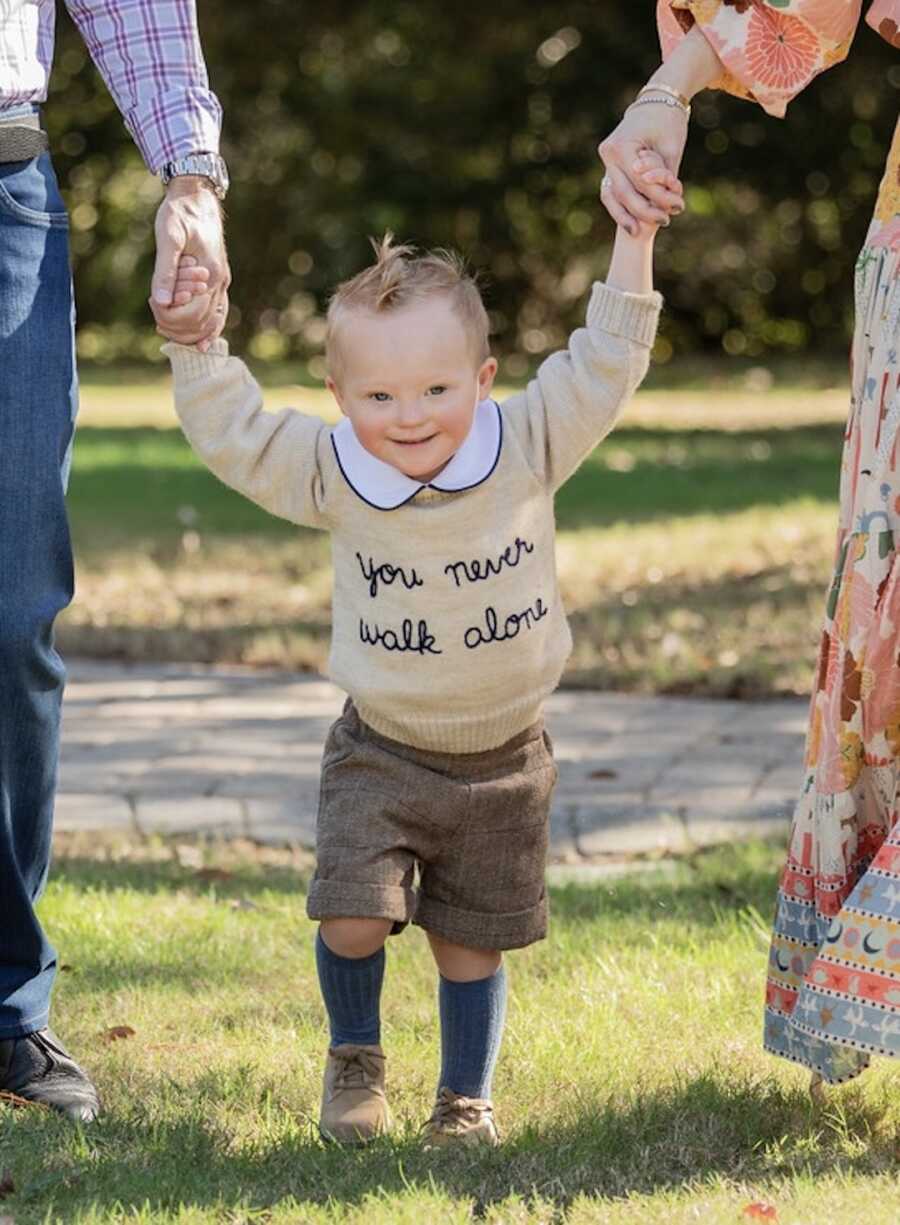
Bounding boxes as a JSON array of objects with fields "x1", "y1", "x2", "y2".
[
  {"x1": 438, "y1": 965, "x2": 508, "y2": 1100},
  {"x1": 315, "y1": 929, "x2": 385, "y2": 1047}
]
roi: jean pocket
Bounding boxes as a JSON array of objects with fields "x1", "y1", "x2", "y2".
[{"x1": 0, "y1": 154, "x2": 68, "y2": 227}]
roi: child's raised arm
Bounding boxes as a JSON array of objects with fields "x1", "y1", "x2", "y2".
[
  {"x1": 162, "y1": 342, "x2": 332, "y2": 531},
  {"x1": 605, "y1": 148, "x2": 675, "y2": 295},
  {"x1": 500, "y1": 156, "x2": 666, "y2": 491}
]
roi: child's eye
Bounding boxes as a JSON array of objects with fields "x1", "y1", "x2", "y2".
[
  {"x1": 368, "y1": 392, "x2": 391, "y2": 403},
  {"x1": 427, "y1": 385, "x2": 447, "y2": 396}
]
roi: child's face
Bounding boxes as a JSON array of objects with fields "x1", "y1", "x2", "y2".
[{"x1": 326, "y1": 296, "x2": 497, "y2": 483}]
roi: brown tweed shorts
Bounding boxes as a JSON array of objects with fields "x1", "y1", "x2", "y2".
[{"x1": 306, "y1": 700, "x2": 558, "y2": 950}]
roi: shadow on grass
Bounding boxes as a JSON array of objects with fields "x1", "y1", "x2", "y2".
[
  {"x1": 49, "y1": 841, "x2": 780, "y2": 917},
  {"x1": 4, "y1": 1070, "x2": 891, "y2": 1222},
  {"x1": 51, "y1": 855, "x2": 312, "y2": 902},
  {"x1": 44, "y1": 844, "x2": 782, "y2": 1002},
  {"x1": 554, "y1": 424, "x2": 842, "y2": 530},
  {"x1": 57, "y1": 618, "x2": 332, "y2": 667},
  {"x1": 66, "y1": 423, "x2": 844, "y2": 547}
]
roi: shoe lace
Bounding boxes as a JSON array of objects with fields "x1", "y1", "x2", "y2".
[
  {"x1": 332, "y1": 1048, "x2": 382, "y2": 1093},
  {"x1": 428, "y1": 1086, "x2": 492, "y2": 1131}
]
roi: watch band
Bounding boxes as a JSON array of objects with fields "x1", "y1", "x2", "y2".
[{"x1": 160, "y1": 152, "x2": 229, "y2": 199}]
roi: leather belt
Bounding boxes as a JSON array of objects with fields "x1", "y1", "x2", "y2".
[{"x1": 0, "y1": 113, "x2": 49, "y2": 163}]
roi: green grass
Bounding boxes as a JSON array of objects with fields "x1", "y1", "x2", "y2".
[
  {"x1": 61, "y1": 367, "x2": 850, "y2": 696},
  {"x1": 2, "y1": 837, "x2": 898, "y2": 1224}
]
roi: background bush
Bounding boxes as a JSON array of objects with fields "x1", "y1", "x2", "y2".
[{"x1": 46, "y1": 2, "x2": 900, "y2": 368}]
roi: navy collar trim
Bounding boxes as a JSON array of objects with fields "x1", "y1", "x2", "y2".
[{"x1": 330, "y1": 399, "x2": 503, "y2": 511}]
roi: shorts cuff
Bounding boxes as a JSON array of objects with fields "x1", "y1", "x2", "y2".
[
  {"x1": 414, "y1": 892, "x2": 548, "y2": 950},
  {"x1": 306, "y1": 878, "x2": 416, "y2": 925}
]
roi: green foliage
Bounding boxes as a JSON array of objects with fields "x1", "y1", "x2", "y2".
[{"x1": 45, "y1": 4, "x2": 899, "y2": 364}]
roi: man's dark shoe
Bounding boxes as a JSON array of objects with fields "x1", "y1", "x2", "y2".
[{"x1": 0, "y1": 1029, "x2": 100, "y2": 1122}]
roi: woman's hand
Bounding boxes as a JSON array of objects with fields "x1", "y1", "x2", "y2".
[{"x1": 598, "y1": 101, "x2": 688, "y2": 234}]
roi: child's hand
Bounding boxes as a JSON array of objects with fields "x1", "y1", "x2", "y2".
[
  {"x1": 171, "y1": 254, "x2": 211, "y2": 307},
  {"x1": 153, "y1": 254, "x2": 217, "y2": 345},
  {"x1": 631, "y1": 149, "x2": 684, "y2": 232}
]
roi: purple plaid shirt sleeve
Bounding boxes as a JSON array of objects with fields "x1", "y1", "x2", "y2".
[{"x1": 63, "y1": 0, "x2": 222, "y2": 172}]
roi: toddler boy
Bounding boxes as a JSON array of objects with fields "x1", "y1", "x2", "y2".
[{"x1": 161, "y1": 185, "x2": 668, "y2": 1145}]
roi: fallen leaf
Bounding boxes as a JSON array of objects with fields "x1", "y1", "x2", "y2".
[
  {"x1": 194, "y1": 868, "x2": 233, "y2": 882},
  {"x1": 101, "y1": 1025, "x2": 136, "y2": 1043},
  {"x1": 743, "y1": 1204, "x2": 778, "y2": 1221},
  {"x1": 0, "y1": 1174, "x2": 14, "y2": 1200},
  {"x1": 59, "y1": 964, "x2": 74, "y2": 973},
  {"x1": 0, "y1": 1092, "x2": 43, "y2": 1110},
  {"x1": 588, "y1": 768, "x2": 618, "y2": 780}
]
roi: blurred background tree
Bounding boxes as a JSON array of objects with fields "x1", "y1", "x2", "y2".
[{"x1": 45, "y1": 1, "x2": 899, "y2": 370}]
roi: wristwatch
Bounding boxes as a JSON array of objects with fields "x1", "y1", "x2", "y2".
[{"x1": 160, "y1": 152, "x2": 230, "y2": 200}]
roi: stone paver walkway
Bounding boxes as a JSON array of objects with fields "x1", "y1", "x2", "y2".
[{"x1": 58, "y1": 660, "x2": 809, "y2": 861}]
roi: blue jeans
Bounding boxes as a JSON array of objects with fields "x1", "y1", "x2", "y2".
[{"x1": 0, "y1": 121, "x2": 78, "y2": 1037}]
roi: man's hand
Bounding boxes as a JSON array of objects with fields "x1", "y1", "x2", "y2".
[{"x1": 150, "y1": 176, "x2": 230, "y2": 351}]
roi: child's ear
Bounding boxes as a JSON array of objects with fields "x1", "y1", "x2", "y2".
[
  {"x1": 325, "y1": 375, "x2": 347, "y2": 415},
  {"x1": 477, "y1": 356, "x2": 499, "y2": 400}
]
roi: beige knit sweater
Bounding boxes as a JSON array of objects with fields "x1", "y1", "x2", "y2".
[{"x1": 164, "y1": 281, "x2": 661, "y2": 752}]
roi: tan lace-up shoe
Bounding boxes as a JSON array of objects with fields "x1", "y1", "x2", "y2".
[
  {"x1": 319, "y1": 1044, "x2": 390, "y2": 1145},
  {"x1": 421, "y1": 1087, "x2": 500, "y2": 1148}
]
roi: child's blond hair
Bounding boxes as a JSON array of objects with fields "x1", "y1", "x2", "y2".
[{"x1": 325, "y1": 234, "x2": 490, "y2": 380}]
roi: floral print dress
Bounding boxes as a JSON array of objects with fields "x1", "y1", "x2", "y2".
[{"x1": 659, "y1": 0, "x2": 900, "y2": 1083}]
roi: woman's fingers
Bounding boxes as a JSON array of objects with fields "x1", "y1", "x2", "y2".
[
  {"x1": 606, "y1": 166, "x2": 672, "y2": 226},
  {"x1": 599, "y1": 176, "x2": 640, "y2": 236}
]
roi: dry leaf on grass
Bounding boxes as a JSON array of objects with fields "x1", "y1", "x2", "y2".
[
  {"x1": 743, "y1": 1204, "x2": 778, "y2": 1221},
  {"x1": 101, "y1": 1025, "x2": 136, "y2": 1043},
  {"x1": 0, "y1": 1092, "x2": 42, "y2": 1110},
  {"x1": 194, "y1": 867, "x2": 233, "y2": 882}
]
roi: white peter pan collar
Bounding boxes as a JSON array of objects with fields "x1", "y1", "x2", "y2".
[{"x1": 330, "y1": 399, "x2": 503, "y2": 511}]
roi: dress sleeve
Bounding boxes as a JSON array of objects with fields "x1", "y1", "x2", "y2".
[
  {"x1": 867, "y1": 1, "x2": 900, "y2": 47},
  {"x1": 657, "y1": 0, "x2": 864, "y2": 118}
]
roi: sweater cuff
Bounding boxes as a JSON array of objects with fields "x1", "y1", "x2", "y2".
[
  {"x1": 161, "y1": 338, "x2": 231, "y2": 381},
  {"x1": 586, "y1": 282, "x2": 663, "y2": 349}
]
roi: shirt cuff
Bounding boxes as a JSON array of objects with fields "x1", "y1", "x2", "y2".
[
  {"x1": 586, "y1": 282, "x2": 663, "y2": 349},
  {"x1": 161, "y1": 338, "x2": 230, "y2": 380}
]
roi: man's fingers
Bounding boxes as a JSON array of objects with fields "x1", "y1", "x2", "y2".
[{"x1": 151, "y1": 232, "x2": 184, "y2": 307}]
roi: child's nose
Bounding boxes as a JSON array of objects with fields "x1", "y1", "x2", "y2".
[{"x1": 397, "y1": 398, "x2": 427, "y2": 425}]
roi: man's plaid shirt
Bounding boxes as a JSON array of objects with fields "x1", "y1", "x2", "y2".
[{"x1": 0, "y1": 1, "x2": 221, "y2": 171}]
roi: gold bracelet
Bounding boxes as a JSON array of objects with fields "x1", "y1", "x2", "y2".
[
  {"x1": 639, "y1": 82, "x2": 691, "y2": 109},
  {"x1": 626, "y1": 96, "x2": 691, "y2": 120}
]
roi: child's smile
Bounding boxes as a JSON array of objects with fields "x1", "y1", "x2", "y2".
[{"x1": 326, "y1": 295, "x2": 497, "y2": 483}]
